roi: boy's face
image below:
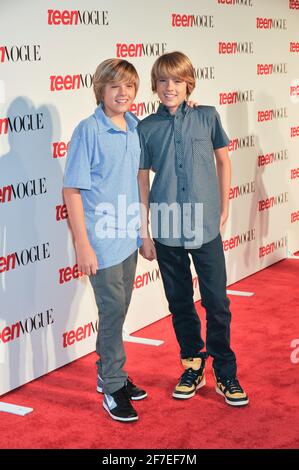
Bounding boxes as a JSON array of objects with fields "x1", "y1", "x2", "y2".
[
  {"x1": 156, "y1": 76, "x2": 187, "y2": 115},
  {"x1": 102, "y1": 81, "x2": 136, "y2": 117}
]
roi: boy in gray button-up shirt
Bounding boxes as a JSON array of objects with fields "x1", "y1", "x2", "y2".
[{"x1": 138, "y1": 51, "x2": 248, "y2": 407}]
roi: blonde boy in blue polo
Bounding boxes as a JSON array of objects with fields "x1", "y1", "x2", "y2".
[{"x1": 63, "y1": 59, "x2": 147, "y2": 422}]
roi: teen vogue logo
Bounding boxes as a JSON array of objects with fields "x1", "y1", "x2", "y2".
[
  {"x1": 171, "y1": 13, "x2": 214, "y2": 28},
  {"x1": 257, "y1": 63, "x2": 287, "y2": 75},
  {"x1": 0, "y1": 113, "x2": 44, "y2": 135},
  {"x1": 63, "y1": 320, "x2": 98, "y2": 348},
  {"x1": 259, "y1": 236, "x2": 287, "y2": 258},
  {"x1": 228, "y1": 135, "x2": 255, "y2": 152},
  {"x1": 116, "y1": 43, "x2": 167, "y2": 58},
  {"x1": 0, "y1": 243, "x2": 50, "y2": 274},
  {"x1": 258, "y1": 149, "x2": 288, "y2": 167},
  {"x1": 50, "y1": 73, "x2": 92, "y2": 91},
  {"x1": 0, "y1": 309, "x2": 54, "y2": 345},
  {"x1": 130, "y1": 100, "x2": 160, "y2": 117},
  {"x1": 229, "y1": 181, "x2": 255, "y2": 200},
  {"x1": 219, "y1": 89, "x2": 254, "y2": 105},
  {"x1": 47, "y1": 9, "x2": 109, "y2": 26},
  {"x1": 133, "y1": 268, "x2": 161, "y2": 290},
  {"x1": 258, "y1": 192, "x2": 288, "y2": 211},
  {"x1": 218, "y1": 41, "x2": 253, "y2": 54},
  {"x1": 223, "y1": 229, "x2": 255, "y2": 252},
  {"x1": 0, "y1": 45, "x2": 41, "y2": 63},
  {"x1": 0, "y1": 177, "x2": 47, "y2": 205},
  {"x1": 257, "y1": 107, "x2": 288, "y2": 122},
  {"x1": 256, "y1": 17, "x2": 287, "y2": 30}
]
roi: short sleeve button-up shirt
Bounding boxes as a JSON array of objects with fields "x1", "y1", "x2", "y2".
[
  {"x1": 63, "y1": 104, "x2": 142, "y2": 269},
  {"x1": 138, "y1": 102, "x2": 230, "y2": 248}
]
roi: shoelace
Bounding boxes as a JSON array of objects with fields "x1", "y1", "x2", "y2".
[
  {"x1": 100, "y1": 375, "x2": 134, "y2": 389},
  {"x1": 179, "y1": 368, "x2": 200, "y2": 386},
  {"x1": 222, "y1": 377, "x2": 243, "y2": 394},
  {"x1": 113, "y1": 386, "x2": 132, "y2": 407}
]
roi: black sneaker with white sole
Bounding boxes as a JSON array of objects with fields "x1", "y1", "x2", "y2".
[
  {"x1": 97, "y1": 375, "x2": 147, "y2": 400},
  {"x1": 103, "y1": 385, "x2": 138, "y2": 422}
]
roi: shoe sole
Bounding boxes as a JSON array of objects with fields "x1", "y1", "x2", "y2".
[
  {"x1": 102, "y1": 402, "x2": 139, "y2": 422},
  {"x1": 129, "y1": 392, "x2": 148, "y2": 401},
  {"x1": 97, "y1": 386, "x2": 147, "y2": 401},
  {"x1": 215, "y1": 386, "x2": 249, "y2": 406},
  {"x1": 172, "y1": 376, "x2": 206, "y2": 400}
]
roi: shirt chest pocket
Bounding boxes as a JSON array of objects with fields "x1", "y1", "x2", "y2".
[{"x1": 192, "y1": 138, "x2": 214, "y2": 166}]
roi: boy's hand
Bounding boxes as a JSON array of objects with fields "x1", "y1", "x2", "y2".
[
  {"x1": 139, "y1": 237, "x2": 157, "y2": 261},
  {"x1": 186, "y1": 100, "x2": 198, "y2": 108},
  {"x1": 75, "y1": 241, "x2": 98, "y2": 276}
]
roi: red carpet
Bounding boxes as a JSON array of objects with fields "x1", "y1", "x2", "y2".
[{"x1": 0, "y1": 258, "x2": 299, "y2": 449}]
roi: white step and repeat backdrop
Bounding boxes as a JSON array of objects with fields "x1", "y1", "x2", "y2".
[{"x1": 0, "y1": 0, "x2": 298, "y2": 395}]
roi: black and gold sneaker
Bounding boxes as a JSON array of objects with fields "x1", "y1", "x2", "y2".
[
  {"x1": 214, "y1": 371, "x2": 249, "y2": 407},
  {"x1": 172, "y1": 357, "x2": 206, "y2": 400}
]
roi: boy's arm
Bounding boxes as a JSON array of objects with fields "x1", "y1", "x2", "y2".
[
  {"x1": 63, "y1": 188, "x2": 98, "y2": 275},
  {"x1": 137, "y1": 170, "x2": 156, "y2": 261},
  {"x1": 214, "y1": 146, "x2": 231, "y2": 232}
]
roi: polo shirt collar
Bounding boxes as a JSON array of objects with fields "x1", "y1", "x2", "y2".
[
  {"x1": 157, "y1": 100, "x2": 188, "y2": 118},
  {"x1": 94, "y1": 103, "x2": 138, "y2": 133}
]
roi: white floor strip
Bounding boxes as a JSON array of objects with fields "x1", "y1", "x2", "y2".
[
  {"x1": 0, "y1": 402, "x2": 33, "y2": 416},
  {"x1": 227, "y1": 289, "x2": 255, "y2": 297},
  {"x1": 123, "y1": 330, "x2": 164, "y2": 346}
]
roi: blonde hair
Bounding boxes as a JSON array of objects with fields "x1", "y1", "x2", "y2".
[
  {"x1": 151, "y1": 51, "x2": 196, "y2": 97},
  {"x1": 93, "y1": 59, "x2": 140, "y2": 105}
]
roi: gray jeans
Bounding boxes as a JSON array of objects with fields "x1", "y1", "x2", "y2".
[{"x1": 89, "y1": 250, "x2": 137, "y2": 394}]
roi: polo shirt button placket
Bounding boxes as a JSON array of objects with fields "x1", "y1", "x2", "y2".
[{"x1": 174, "y1": 123, "x2": 184, "y2": 174}]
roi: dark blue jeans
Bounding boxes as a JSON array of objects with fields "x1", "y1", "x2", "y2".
[{"x1": 154, "y1": 234, "x2": 237, "y2": 378}]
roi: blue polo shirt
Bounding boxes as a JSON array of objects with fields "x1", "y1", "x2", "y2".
[
  {"x1": 63, "y1": 104, "x2": 142, "y2": 269},
  {"x1": 138, "y1": 102, "x2": 230, "y2": 248}
]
